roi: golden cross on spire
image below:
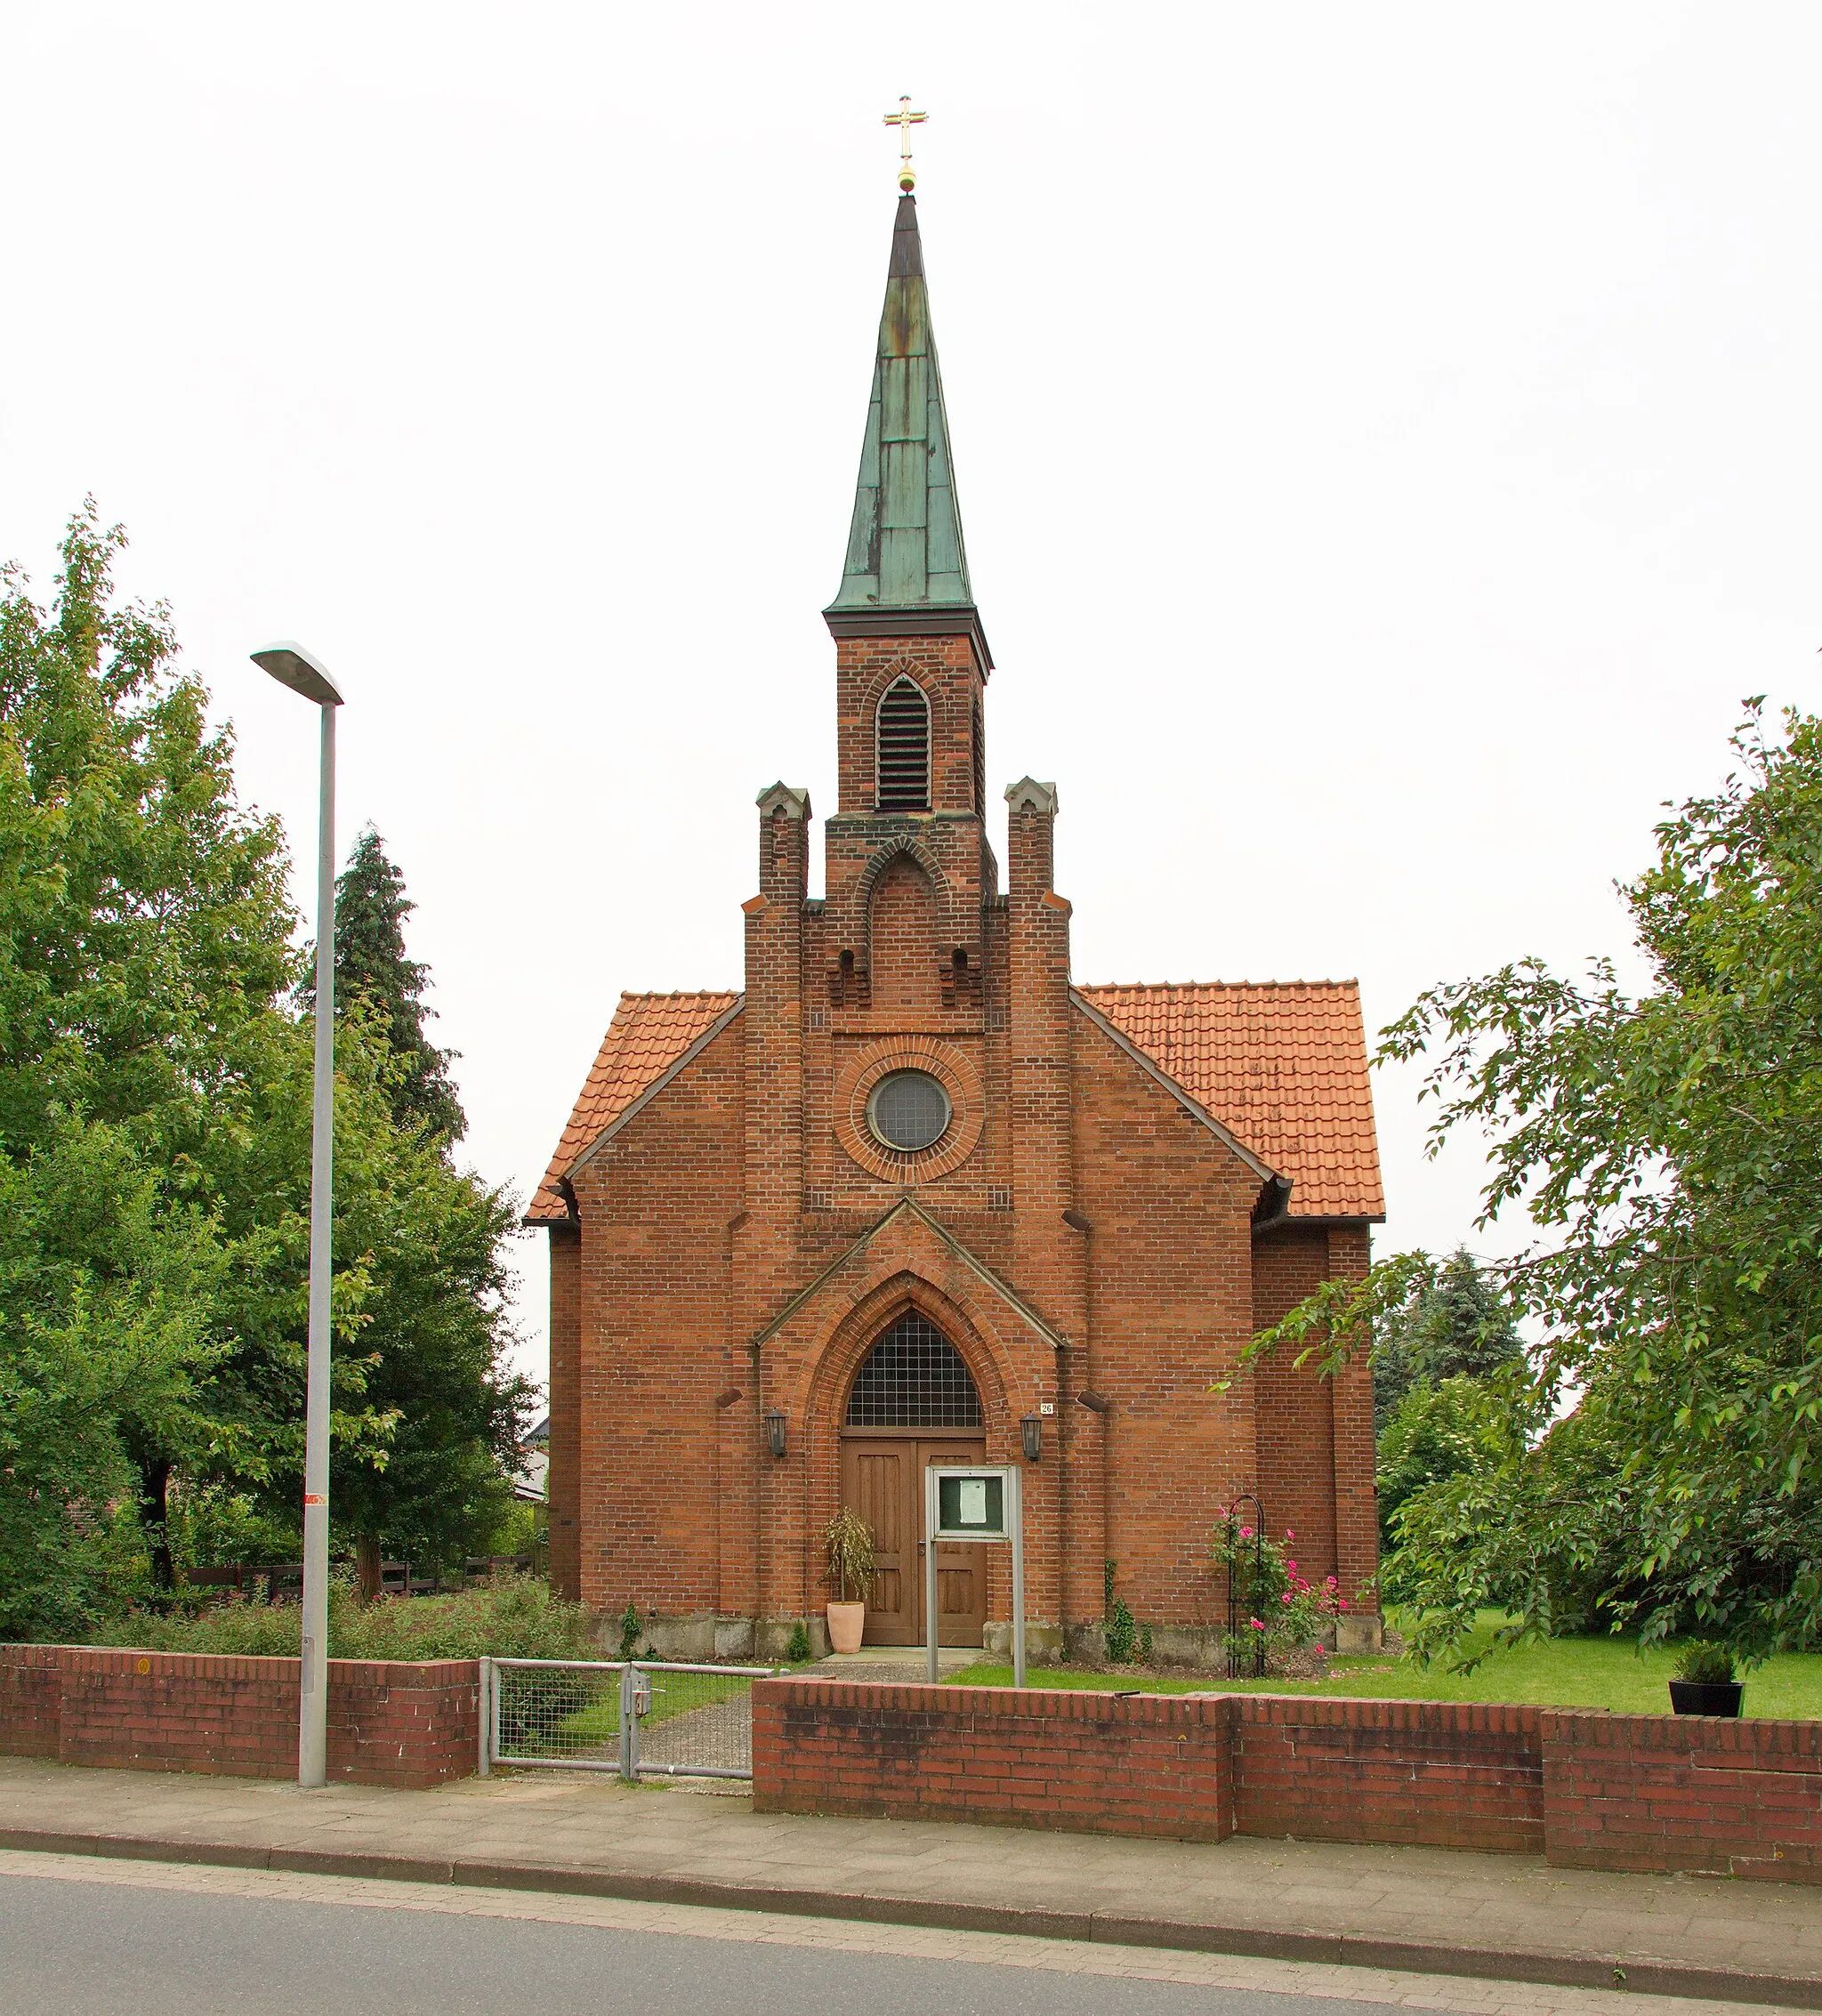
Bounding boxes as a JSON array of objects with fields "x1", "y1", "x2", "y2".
[{"x1": 883, "y1": 95, "x2": 928, "y2": 192}]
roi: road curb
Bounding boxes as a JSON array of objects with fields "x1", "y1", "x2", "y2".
[{"x1": 2, "y1": 1825, "x2": 1818, "y2": 2010}]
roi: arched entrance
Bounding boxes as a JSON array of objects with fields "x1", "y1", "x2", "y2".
[{"x1": 839, "y1": 1311, "x2": 988, "y2": 1647}]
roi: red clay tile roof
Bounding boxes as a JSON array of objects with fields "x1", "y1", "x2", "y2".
[
  {"x1": 1076, "y1": 981, "x2": 1384, "y2": 1220},
  {"x1": 532, "y1": 980, "x2": 1382, "y2": 1226},
  {"x1": 528, "y1": 992, "x2": 741, "y2": 1223}
]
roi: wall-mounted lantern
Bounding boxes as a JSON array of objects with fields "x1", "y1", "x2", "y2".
[
  {"x1": 764, "y1": 1407, "x2": 787, "y2": 1459},
  {"x1": 1020, "y1": 1414, "x2": 1043, "y2": 1462}
]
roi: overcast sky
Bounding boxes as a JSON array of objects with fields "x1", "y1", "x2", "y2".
[{"x1": 5, "y1": 3, "x2": 1818, "y2": 1389}]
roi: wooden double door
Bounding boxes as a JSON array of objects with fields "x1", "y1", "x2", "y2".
[{"x1": 839, "y1": 1433, "x2": 988, "y2": 1646}]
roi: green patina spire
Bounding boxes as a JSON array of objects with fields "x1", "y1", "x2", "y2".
[{"x1": 826, "y1": 196, "x2": 984, "y2": 655}]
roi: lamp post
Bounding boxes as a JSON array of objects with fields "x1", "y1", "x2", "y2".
[{"x1": 250, "y1": 641, "x2": 343, "y2": 1788}]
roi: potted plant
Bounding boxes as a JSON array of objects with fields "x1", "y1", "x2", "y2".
[
  {"x1": 1669, "y1": 1641, "x2": 1744, "y2": 1717},
  {"x1": 821, "y1": 1506, "x2": 875, "y2": 1656}
]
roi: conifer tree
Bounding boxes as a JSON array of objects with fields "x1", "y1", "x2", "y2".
[
  {"x1": 310, "y1": 828, "x2": 465, "y2": 1144},
  {"x1": 302, "y1": 832, "x2": 528, "y2": 1596},
  {"x1": 1371, "y1": 1246, "x2": 1520, "y2": 1429}
]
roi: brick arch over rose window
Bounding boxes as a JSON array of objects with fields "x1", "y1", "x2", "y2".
[{"x1": 834, "y1": 1037, "x2": 985, "y2": 1183}]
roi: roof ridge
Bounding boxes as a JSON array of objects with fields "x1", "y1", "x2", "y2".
[
  {"x1": 1078, "y1": 978, "x2": 1360, "y2": 993},
  {"x1": 616, "y1": 987, "x2": 743, "y2": 1002}
]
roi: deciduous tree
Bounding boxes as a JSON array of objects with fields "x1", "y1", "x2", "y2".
[{"x1": 1253, "y1": 703, "x2": 1822, "y2": 1661}]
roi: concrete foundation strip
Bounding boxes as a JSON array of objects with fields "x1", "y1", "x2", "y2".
[{"x1": 1, "y1": 1824, "x2": 1817, "y2": 2012}]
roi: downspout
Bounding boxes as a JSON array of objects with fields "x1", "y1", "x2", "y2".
[{"x1": 1061, "y1": 1206, "x2": 1093, "y2": 1646}]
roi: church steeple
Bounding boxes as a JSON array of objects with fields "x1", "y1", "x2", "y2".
[{"x1": 825, "y1": 195, "x2": 991, "y2": 672}]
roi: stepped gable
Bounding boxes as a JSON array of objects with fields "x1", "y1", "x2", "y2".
[
  {"x1": 530, "y1": 990, "x2": 740, "y2": 1223},
  {"x1": 1076, "y1": 980, "x2": 1384, "y2": 1221}
]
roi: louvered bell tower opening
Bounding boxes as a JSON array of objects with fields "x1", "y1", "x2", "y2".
[{"x1": 876, "y1": 678, "x2": 931, "y2": 810}]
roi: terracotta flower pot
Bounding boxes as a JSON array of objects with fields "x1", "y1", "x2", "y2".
[
  {"x1": 1669, "y1": 1680, "x2": 1743, "y2": 1717},
  {"x1": 826, "y1": 1601, "x2": 866, "y2": 1655}
]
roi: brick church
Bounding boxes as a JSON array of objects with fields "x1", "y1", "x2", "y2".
[{"x1": 533, "y1": 194, "x2": 1384, "y2": 1665}]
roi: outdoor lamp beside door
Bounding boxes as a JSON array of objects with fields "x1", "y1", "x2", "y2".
[
  {"x1": 1021, "y1": 1415, "x2": 1042, "y2": 1461},
  {"x1": 250, "y1": 641, "x2": 343, "y2": 1791},
  {"x1": 765, "y1": 1408, "x2": 787, "y2": 1459}
]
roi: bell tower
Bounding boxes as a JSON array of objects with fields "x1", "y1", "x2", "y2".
[{"x1": 820, "y1": 193, "x2": 996, "y2": 1008}]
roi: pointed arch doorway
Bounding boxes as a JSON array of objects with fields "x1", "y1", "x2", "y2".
[{"x1": 838, "y1": 1311, "x2": 988, "y2": 1647}]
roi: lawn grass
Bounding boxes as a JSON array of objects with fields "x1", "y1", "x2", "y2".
[
  {"x1": 946, "y1": 1617, "x2": 1822, "y2": 1719},
  {"x1": 560, "y1": 1668, "x2": 754, "y2": 1743}
]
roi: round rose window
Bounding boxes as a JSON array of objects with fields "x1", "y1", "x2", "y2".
[{"x1": 866, "y1": 1069, "x2": 952, "y2": 1152}]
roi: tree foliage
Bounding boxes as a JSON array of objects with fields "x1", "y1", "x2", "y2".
[
  {"x1": 0, "y1": 507, "x2": 528, "y2": 1635},
  {"x1": 1371, "y1": 1246, "x2": 1520, "y2": 1430},
  {"x1": 326, "y1": 998, "x2": 532, "y2": 1585},
  {"x1": 0, "y1": 504, "x2": 315, "y2": 1625},
  {"x1": 309, "y1": 830, "x2": 528, "y2": 1588},
  {"x1": 304, "y1": 827, "x2": 464, "y2": 1143},
  {"x1": 1252, "y1": 702, "x2": 1822, "y2": 1662}
]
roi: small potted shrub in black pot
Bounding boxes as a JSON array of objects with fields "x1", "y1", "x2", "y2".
[{"x1": 1668, "y1": 1641, "x2": 1743, "y2": 1717}]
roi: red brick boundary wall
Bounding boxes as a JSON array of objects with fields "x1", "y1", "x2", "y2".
[
  {"x1": 1544, "y1": 1708, "x2": 1822, "y2": 1882},
  {"x1": 755, "y1": 1682, "x2": 1238, "y2": 1841},
  {"x1": 1, "y1": 1646, "x2": 480, "y2": 1789},
  {"x1": 1233, "y1": 1695, "x2": 1543, "y2": 1853},
  {"x1": 752, "y1": 1681, "x2": 1822, "y2": 1883},
  {"x1": 0, "y1": 1645, "x2": 62, "y2": 1759}
]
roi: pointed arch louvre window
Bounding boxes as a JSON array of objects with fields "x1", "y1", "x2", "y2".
[
  {"x1": 876, "y1": 678, "x2": 931, "y2": 810},
  {"x1": 846, "y1": 1312, "x2": 982, "y2": 1428},
  {"x1": 971, "y1": 691, "x2": 985, "y2": 816}
]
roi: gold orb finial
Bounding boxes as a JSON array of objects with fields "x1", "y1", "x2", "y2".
[{"x1": 883, "y1": 96, "x2": 928, "y2": 192}]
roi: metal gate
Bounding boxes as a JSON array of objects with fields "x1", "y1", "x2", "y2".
[{"x1": 481, "y1": 1657, "x2": 780, "y2": 1781}]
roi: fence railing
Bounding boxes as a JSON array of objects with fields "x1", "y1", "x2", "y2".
[{"x1": 482, "y1": 1657, "x2": 780, "y2": 1781}]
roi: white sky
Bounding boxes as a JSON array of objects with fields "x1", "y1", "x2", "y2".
[{"x1": 4, "y1": 3, "x2": 1818, "y2": 1392}]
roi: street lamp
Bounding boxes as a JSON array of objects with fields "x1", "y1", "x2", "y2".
[{"x1": 250, "y1": 641, "x2": 343, "y2": 1789}]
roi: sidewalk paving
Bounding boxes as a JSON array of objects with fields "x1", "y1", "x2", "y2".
[{"x1": 3, "y1": 1754, "x2": 1820, "y2": 2010}]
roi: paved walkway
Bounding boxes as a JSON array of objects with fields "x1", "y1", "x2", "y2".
[
  {"x1": 3, "y1": 1755, "x2": 1820, "y2": 2008},
  {"x1": 807, "y1": 1648, "x2": 980, "y2": 1681}
]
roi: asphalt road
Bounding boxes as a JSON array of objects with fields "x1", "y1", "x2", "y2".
[{"x1": 0, "y1": 1865, "x2": 1401, "y2": 2016}]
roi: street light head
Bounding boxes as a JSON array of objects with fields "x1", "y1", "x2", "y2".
[{"x1": 251, "y1": 641, "x2": 343, "y2": 707}]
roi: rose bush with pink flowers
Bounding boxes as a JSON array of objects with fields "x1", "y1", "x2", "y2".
[{"x1": 1211, "y1": 1509, "x2": 1350, "y2": 1661}]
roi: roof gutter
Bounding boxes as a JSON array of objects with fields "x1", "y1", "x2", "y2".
[{"x1": 1249, "y1": 1174, "x2": 1294, "y2": 1233}]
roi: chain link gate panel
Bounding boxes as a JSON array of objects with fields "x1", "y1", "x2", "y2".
[{"x1": 483, "y1": 1658, "x2": 780, "y2": 1780}]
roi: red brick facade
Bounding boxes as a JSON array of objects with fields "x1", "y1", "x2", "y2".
[
  {"x1": 532, "y1": 204, "x2": 1384, "y2": 1666},
  {"x1": 533, "y1": 620, "x2": 1383, "y2": 1663}
]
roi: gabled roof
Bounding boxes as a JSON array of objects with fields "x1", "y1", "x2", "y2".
[
  {"x1": 1077, "y1": 981, "x2": 1383, "y2": 1221},
  {"x1": 531, "y1": 980, "x2": 1383, "y2": 1228},
  {"x1": 528, "y1": 992, "x2": 740, "y2": 1223}
]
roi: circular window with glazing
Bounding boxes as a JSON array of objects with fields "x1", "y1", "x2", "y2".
[
  {"x1": 866, "y1": 1068, "x2": 952, "y2": 1153},
  {"x1": 835, "y1": 1040, "x2": 983, "y2": 1182}
]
